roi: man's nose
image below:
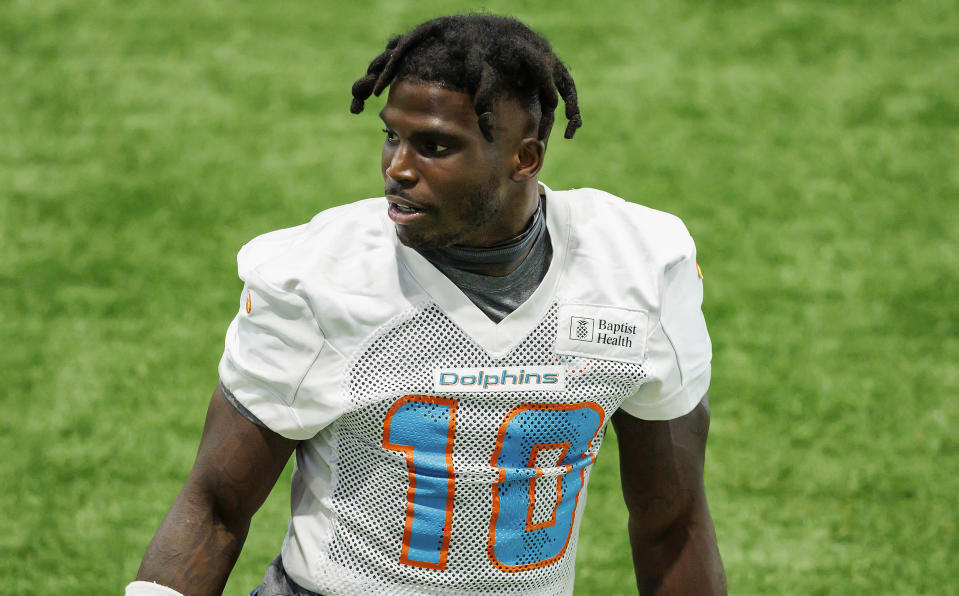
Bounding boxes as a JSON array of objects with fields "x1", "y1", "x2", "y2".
[{"x1": 385, "y1": 143, "x2": 418, "y2": 186}]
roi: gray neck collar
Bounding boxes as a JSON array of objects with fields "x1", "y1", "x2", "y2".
[{"x1": 418, "y1": 197, "x2": 546, "y2": 274}]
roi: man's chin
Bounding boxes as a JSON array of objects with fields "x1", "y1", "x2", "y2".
[
  {"x1": 396, "y1": 225, "x2": 462, "y2": 252},
  {"x1": 394, "y1": 226, "x2": 435, "y2": 251}
]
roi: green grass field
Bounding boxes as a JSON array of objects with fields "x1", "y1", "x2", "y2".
[{"x1": 2, "y1": 1, "x2": 957, "y2": 594}]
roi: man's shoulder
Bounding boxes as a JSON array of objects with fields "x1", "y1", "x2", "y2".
[
  {"x1": 236, "y1": 198, "x2": 389, "y2": 284},
  {"x1": 552, "y1": 187, "x2": 694, "y2": 258}
]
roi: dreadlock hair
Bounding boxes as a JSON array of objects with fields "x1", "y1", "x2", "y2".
[{"x1": 350, "y1": 14, "x2": 582, "y2": 143}]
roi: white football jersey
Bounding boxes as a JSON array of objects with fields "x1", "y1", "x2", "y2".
[{"x1": 218, "y1": 185, "x2": 711, "y2": 595}]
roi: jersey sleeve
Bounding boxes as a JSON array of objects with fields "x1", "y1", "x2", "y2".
[
  {"x1": 619, "y1": 230, "x2": 712, "y2": 420},
  {"x1": 218, "y1": 268, "x2": 326, "y2": 440}
]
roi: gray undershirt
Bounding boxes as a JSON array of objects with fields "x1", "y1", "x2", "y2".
[
  {"x1": 418, "y1": 197, "x2": 552, "y2": 323},
  {"x1": 424, "y1": 231, "x2": 551, "y2": 323}
]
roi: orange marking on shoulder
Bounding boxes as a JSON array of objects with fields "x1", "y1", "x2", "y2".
[
  {"x1": 245, "y1": 292, "x2": 252, "y2": 314},
  {"x1": 696, "y1": 262, "x2": 703, "y2": 279}
]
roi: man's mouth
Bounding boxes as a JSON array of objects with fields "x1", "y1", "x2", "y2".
[
  {"x1": 387, "y1": 197, "x2": 427, "y2": 224},
  {"x1": 393, "y1": 203, "x2": 419, "y2": 213}
]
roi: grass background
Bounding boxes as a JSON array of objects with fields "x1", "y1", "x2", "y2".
[{"x1": 2, "y1": 0, "x2": 957, "y2": 593}]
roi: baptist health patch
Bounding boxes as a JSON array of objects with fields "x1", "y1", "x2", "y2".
[{"x1": 554, "y1": 303, "x2": 648, "y2": 364}]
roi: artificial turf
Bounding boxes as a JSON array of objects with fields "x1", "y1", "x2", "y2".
[{"x1": 1, "y1": 1, "x2": 956, "y2": 594}]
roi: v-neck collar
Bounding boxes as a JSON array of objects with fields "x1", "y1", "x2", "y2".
[{"x1": 392, "y1": 184, "x2": 569, "y2": 359}]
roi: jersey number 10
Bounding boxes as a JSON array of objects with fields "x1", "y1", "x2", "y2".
[{"x1": 383, "y1": 395, "x2": 605, "y2": 573}]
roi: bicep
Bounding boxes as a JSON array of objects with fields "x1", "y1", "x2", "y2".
[
  {"x1": 611, "y1": 394, "x2": 710, "y2": 539},
  {"x1": 186, "y1": 383, "x2": 299, "y2": 525}
]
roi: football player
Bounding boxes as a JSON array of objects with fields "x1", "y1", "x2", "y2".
[{"x1": 128, "y1": 14, "x2": 726, "y2": 596}]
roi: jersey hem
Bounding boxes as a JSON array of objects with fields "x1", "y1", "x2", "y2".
[
  {"x1": 617, "y1": 364, "x2": 710, "y2": 420},
  {"x1": 218, "y1": 369, "x2": 315, "y2": 440}
]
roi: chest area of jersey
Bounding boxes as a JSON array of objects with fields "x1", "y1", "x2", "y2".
[
  {"x1": 329, "y1": 304, "x2": 647, "y2": 581},
  {"x1": 345, "y1": 303, "x2": 647, "y2": 414}
]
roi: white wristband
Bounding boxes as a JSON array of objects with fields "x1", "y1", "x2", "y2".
[{"x1": 125, "y1": 581, "x2": 185, "y2": 596}]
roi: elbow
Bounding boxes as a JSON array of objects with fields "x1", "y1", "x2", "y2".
[
  {"x1": 628, "y1": 504, "x2": 695, "y2": 573},
  {"x1": 627, "y1": 487, "x2": 714, "y2": 572},
  {"x1": 628, "y1": 496, "x2": 725, "y2": 594},
  {"x1": 181, "y1": 474, "x2": 252, "y2": 541}
]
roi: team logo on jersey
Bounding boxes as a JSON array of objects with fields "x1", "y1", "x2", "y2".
[
  {"x1": 569, "y1": 317, "x2": 594, "y2": 342},
  {"x1": 555, "y1": 303, "x2": 647, "y2": 364},
  {"x1": 432, "y1": 366, "x2": 566, "y2": 393}
]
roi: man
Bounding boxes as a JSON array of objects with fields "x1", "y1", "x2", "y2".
[{"x1": 128, "y1": 14, "x2": 725, "y2": 596}]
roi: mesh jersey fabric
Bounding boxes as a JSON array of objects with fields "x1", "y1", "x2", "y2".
[{"x1": 217, "y1": 186, "x2": 712, "y2": 595}]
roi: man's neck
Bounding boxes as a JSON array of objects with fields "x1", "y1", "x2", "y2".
[{"x1": 419, "y1": 188, "x2": 546, "y2": 277}]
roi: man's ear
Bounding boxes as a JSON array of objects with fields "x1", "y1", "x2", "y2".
[{"x1": 511, "y1": 138, "x2": 546, "y2": 182}]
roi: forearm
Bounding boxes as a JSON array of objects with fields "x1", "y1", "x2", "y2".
[
  {"x1": 136, "y1": 486, "x2": 249, "y2": 596},
  {"x1": 134, "y1": 386, "x2": 298, "y2": 595},
  {"x1": 629, "y1": 497, "x2": 726, "y2": 596}
]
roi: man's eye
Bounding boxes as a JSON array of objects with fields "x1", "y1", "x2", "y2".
[
  {"x1": 422, "y1": 141, "x2": 450, "y2": 155},
  {"x1": 382, "y1": 129, "x2": 399, "y2": 143}
]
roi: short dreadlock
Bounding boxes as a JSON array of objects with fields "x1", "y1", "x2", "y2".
[{"x1": 350, "y1": 14, "x2": 582, "y2": 143}]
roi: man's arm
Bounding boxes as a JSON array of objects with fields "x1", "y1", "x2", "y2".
[
  {"x1": 611, "y1": 394, "x2": 726, "y2": 595},
  {"x1": 135, "y1": 384, "x2": 299, "y2": 596}
]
